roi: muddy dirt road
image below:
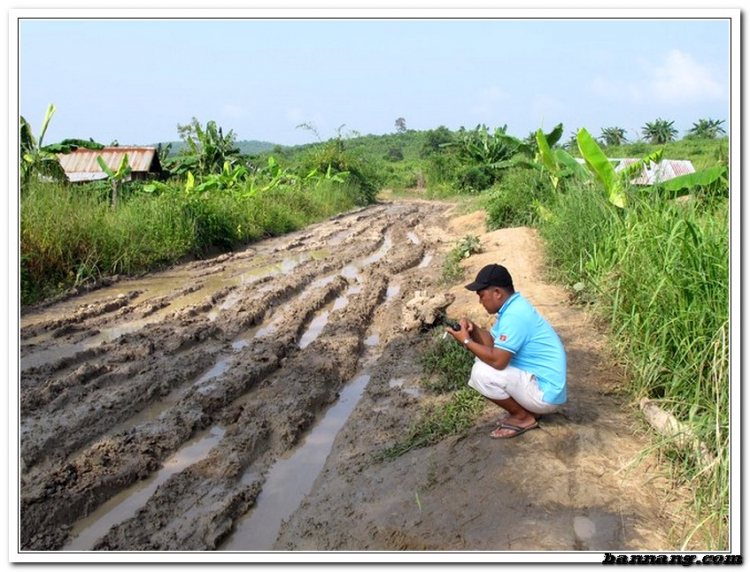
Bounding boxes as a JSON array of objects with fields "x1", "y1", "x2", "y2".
[{"x1": 18, "y1": 198, "x2": 692, "y2": 558}]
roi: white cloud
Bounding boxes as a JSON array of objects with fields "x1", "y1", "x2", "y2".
[
  {"x1": 650, "y1": 49, "x2": 724, "y2": 101},
  {"x1": 589, "y1": 49, "x2": 724, "y2": 105}
]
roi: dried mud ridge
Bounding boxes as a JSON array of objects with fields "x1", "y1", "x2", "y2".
[{"x1": 20, "y1": 201, "x2": 456, "y2": 551}]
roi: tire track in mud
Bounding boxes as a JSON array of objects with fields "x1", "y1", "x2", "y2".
[{"x1": 19, "y1": 200, "x2": 451, "y2": 551}]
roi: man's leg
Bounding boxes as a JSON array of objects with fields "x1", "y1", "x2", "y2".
[{"x1": 468, "y1": 360, "x2": 550, "y2": 438}]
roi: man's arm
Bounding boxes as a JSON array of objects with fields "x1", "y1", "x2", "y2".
[
  {"x1": 467, "y1": 322, "x2": 494, "y2": 347},
  {"x1": 452, "y1": 319, "x2": 513, "y2": 370}
]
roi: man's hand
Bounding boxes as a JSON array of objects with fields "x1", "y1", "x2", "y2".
[{"x1": 444, "y1": 318, "x2": 479, "y2": 343}]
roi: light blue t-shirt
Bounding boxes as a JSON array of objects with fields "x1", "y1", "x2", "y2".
[{"x1": 490, "y1": 292, "x2": 567, "y2": 404}]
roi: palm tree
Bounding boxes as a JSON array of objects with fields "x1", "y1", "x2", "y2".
[
  {"x1": 686, "y1": 118, "x2": 726, "y2": 140},
  {"x1": 599, "y1": 127, "x2": 629, "y2": 147},
  {"x1": 641, "y1": 118, "x2": 678, "y2": 144}
]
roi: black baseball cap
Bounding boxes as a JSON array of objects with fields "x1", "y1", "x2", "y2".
[{"x1": 464, "y1": 264, "x2": 513, "y2": 291}]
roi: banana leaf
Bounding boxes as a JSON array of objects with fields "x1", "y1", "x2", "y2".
[
  {"x1": 96, "y1": 156, "x2": 115, "y2": 178},
  {"x1": 577, "y1": 128, "x2": 626, "y2": 208},
  {"x1": 658, "y1": 165, "x2": 728, "y2": 193},
  {"x1": 553, "y1": 148, "x2": 588, "y2": 179},
  {"x1": 544, "y1": 123, "x2": 565, "y2": 148},
  {"x1": 535, "y1": 129, "x2": 557, "y2": 174},
  {"x1": 59, "y1": 138, "x2": 105, "y2": 151},
  {"x1": 617, "y1": 149, "x2": 664, "y2": 182},
  {"x1": 38, "y1": 103, "x2": 56, "y2": 149}
]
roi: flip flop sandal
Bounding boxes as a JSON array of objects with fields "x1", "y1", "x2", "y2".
[
  {"x1": 494, "y1": 414, "x2": 540, "y2": 427},
  {"x1": 490, "y1": 422, "x2": 539, "y2": 439}
]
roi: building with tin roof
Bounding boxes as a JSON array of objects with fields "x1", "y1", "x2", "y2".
[
  {"x1": 57, "y1": 147, "x2": 164, "y2": 183},
  {"x1": 612, "y1": 158, "x2": 695, "y2": 186}
]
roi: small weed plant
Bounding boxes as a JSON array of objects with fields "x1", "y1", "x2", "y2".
[
  {"x1": 442, "y1": 234, "x2": 482, "y2": 285},
  {"x1": 377, "y1": 330, "x2": 484, "y2": 461},
  {"x1": 420, "y1": 333, "x2": 476, "y2": 393},
  {"x1": 377, "y1": 387, "x2": 485, "y2": 461}
]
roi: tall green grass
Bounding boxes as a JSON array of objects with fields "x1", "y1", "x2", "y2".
[
  {"x1": 20, "y1": 178, "x2": 363, "y2": 305},
  {"x1": 539, "y1": 186, "x2": 730, "y2": 548}
]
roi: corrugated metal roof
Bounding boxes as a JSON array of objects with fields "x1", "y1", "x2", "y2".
[
  {"x1": 57, "y1": 147, "x2": 162, "y2": 181},
  {"x1": 614, "y1": 158, "x2": 695, "y2": 185},
  {"x1": 574, "y1": 157, "x2": 697, "y2": 185}
]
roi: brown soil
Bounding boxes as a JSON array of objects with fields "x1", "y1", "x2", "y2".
[{"x1": 18, "y1": 196, "x2": 695, "y2": 558}]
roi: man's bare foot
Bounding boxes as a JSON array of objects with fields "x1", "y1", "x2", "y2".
[
  {"x1": 495, "y1": 413, "x2": 540, "y2": 426},
  {"x1": 490, "y1": 419, "x2": 539, "y2": 439}
]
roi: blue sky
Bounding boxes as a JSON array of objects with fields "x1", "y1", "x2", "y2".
[{"x1": 15, "y1": 11, "x2": 735, "y2": 148}]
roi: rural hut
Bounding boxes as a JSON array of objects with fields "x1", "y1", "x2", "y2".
[
  {"x1": 613, "y1": 158, "x2": 695, "y2": 186},
  {"x1": 57, "y1": 146, "x2": 164, "y2": 183}
]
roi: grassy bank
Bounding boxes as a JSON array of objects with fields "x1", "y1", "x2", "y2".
[
  {"x1": 538, "y1": 184, "x2": 729, "y2": 548},
  {"x1": 20, "y1": 178, "x2": 364, "y2": 306}
]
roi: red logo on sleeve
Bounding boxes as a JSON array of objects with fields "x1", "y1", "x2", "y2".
[{"x1": 499, "y1": 335, "x2": 507, "y2": 342}]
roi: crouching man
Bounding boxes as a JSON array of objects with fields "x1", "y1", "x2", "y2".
[{"x1": 446, "y1": 264, "x2": 567, "y2": 439}]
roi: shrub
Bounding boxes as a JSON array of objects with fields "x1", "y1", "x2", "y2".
[
  {"x1": 484, "y1": 167, "x2": 556, "y2": 229},
  {"x1": 384, "y1": 147, "x2": 404, "y2": 162},
  {"x1": 456, "y1": 165, "x2": 494, "y2": 192},
  {"x1": 296, "y1": 135, "x2": 382, "y2": 206}
]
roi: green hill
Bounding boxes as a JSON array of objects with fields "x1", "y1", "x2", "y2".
[{"x1": 153, "y1": 139, "x2": 279, "y2": 158}]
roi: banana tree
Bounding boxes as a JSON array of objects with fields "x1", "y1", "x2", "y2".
[
  {"x1": 686, "y1": 118, "x2": 726, "y2": 140},
  {"x1": 511, "y1": 124, "x2": 587, "y2": 190},
  {"x1": 576, "y1": 128, "x2": 663, "y2": 209},
  {"x1": 97, "y1": 154, "x2": 131, "y2": 210},
  {"x1": 576, "y1": 128, "x2": 629, "y2": 208},
  {"x1": 192, "y1": 161, "x2": 250, "y2": 193},
  {"x1": 641, "y1": 118, "x2": 678, "y2": 144},
  {"x1": 534, "y1": 124, "x2": 588, "y2": 189},
  {"x1": 20, "y1": 103, "x2": 68, "y2": 185},
  {"x1": 21, "y1": 104, "x2": 105, "y2": 187},
  {"x1": 599, "y1": 126, "x2": 629, "y2": 147},
  {"x1": 454, "y1": 124, "x2": 529, "y2": 166},
  {"x1": 184, "y1": 119, "x2": 241, "y2": 176}
]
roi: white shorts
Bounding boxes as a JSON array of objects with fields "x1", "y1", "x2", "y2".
[{"x1": 468, "y1": 358, "x2": 561, "y2": 415}]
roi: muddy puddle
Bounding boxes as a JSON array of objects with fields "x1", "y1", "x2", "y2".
[
  {"x1": 62, "y1": 425, "x2": 227, "y2": 551},
  {"x1": 220, "y1": 304, "x2": 390, "y2": 553}
]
